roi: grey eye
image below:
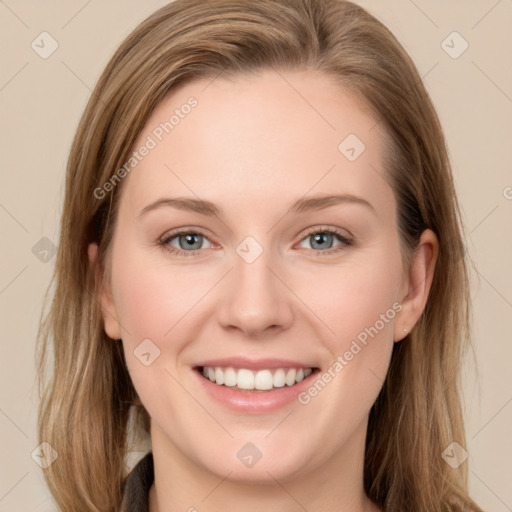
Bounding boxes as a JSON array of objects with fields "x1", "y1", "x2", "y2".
[
  {"x1": 176, "y1": 233, "x2": 205, "y2": 250},
  {"x1": 308, "y1": 232, "x2": 335, "y2": 250}
]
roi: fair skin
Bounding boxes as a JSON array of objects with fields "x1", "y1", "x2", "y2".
[{"x1": 89, "y1": 69, "x2": 437, "y2": 512}]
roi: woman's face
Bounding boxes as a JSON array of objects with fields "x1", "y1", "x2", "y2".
[{"x1": 93, "y1": 69, "x2": 429, "y2": 483}]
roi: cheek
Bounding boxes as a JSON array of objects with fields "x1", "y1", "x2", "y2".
[
  {"x1": 114, "y1": 272, "x2": 172, "y2": 342},
  {"x1": 110, "y1": 252, "x2": 200, "y2": 414},
  {"x1": 293, "y1": 255, "x2": 401, "y2": 439},
  {"x1": 302, "y1": 253, "x2": 402, "y2": 342},
  {"x1": 109, "y1": 248, "x2": 220, "y2": 396},
  {"x1": 298, "y1": 248, "x2": 402, "y2": 401},
  {"x1": 111, "y1": 250, "x2": 205, "y2": 343}
]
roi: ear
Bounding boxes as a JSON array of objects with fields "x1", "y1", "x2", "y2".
[
  {"x1": 88, "y1": 243, "x2": 122, "y2": 340},
  {"x1": 394, "y1": 229, "x2": 438, "y2": 342}
]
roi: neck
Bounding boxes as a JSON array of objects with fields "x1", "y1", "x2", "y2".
[{"x1": 148, "y1": 419, "x2": 382, "y2": 512}]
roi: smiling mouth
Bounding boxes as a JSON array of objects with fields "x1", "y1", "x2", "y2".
[{"x1": 195, "y1": 366, "x2": 320, "y2": 392}]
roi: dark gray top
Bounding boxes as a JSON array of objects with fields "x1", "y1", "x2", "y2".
[{"x1": 121, "y1": 452, "x2": 154, "y2": 512}]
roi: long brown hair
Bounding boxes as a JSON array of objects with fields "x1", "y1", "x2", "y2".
[{"x1": 36, "y1": 0, "x2": 483, "y2": 510}]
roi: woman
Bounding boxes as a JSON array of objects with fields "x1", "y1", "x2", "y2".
[{"x1": 36, "y1": 0, "x2": 484, "y2": 511}]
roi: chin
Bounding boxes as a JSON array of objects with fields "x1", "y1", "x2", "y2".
[{"x1": 195, "y1": 443, "x2": 311, "y2": 484}]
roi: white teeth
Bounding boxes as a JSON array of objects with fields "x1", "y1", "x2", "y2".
[
  {"x1": 237, "y1": 369, "x2": 255, "y2": 390},
  {"x1": 214, "y1": 367, "x2": 224, "y2": 385},
  {"x1": 285, "y1": 368, "x2": 296, "y2": 386},
  {"x1": 254, "y1": 369, "x2": 273, "y2": 390},
  {"x1": 200, "y1": 366, "x2": 315, "y2": 390},
  {"x1": 273, "y1": 368, "x2": 286, "y2": 388},
  {"x1": 224, "y1": 367, "x2": 237, "y2": 387}
]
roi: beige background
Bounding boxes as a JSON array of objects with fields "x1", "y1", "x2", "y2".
[{"x1": 0, "y1": 1, "x2": 511, "y2": 510}]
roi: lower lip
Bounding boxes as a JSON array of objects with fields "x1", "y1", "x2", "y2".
[{"x1": 193, "y1": 368, "x2": 319, "y2": 414}]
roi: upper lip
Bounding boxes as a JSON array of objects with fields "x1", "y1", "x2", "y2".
[{"x1": 194, "y1": 357, "x2": 318, "y2": 371}]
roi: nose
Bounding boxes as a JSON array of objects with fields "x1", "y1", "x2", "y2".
[{"x1": 216, "y1": 249, "x2": 294, "y2": 338}]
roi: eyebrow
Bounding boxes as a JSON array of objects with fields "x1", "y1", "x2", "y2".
[{"x1": 138, "y1": 194, "x2": 376, "y2": 218}]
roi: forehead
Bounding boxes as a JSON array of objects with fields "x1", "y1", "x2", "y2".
[{"x1": 119, "y1": 69, "x2": 394, "y2": 220}]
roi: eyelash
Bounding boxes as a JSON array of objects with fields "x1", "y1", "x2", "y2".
[{"x1": 159, "y1": 226, "x2": 353, "y2": 258}]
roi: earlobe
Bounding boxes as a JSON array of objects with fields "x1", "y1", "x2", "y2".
[
  {"x1": 394, "y1": 229, "x2": 439, "y2": 342},
  {"x1": 87, "y1": 242, "x2": 122, "y2": 340}
]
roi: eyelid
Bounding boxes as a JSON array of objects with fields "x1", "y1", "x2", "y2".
[
  {"x1": 296, "y1": 224, "x2": 353, "y2": 243},
  {"x1": 160, "y1": 226, "x2": 215, "y2": 242}
]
